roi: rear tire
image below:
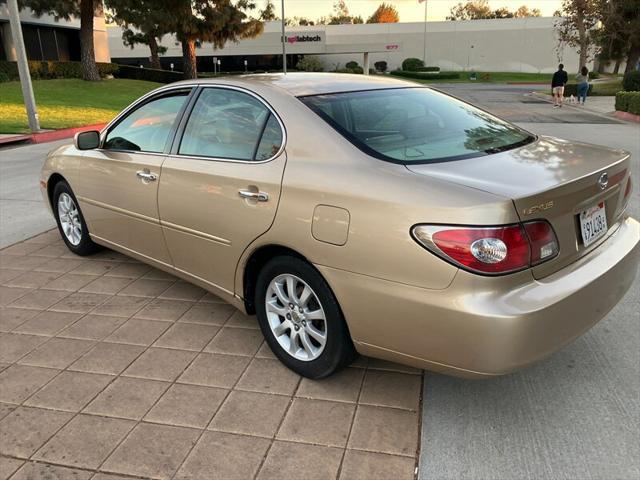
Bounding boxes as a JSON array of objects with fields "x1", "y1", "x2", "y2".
[
  {"x1": 255, "y1": 255, "x2": 356, "y2": 379},
  {"x1": 52, "y1": 181, "x2": 101, "y2": 256}
]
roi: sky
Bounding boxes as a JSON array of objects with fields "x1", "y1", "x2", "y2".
[{"x1": 256, "y1": 0, "x2": 562, "y2": 22}]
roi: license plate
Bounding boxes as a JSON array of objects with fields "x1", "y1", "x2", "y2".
[{"x1": 580, "y1": 202, "x2": 607, "y2": 247}]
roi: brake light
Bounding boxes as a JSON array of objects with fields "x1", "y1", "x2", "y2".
[{"x1": 412, "y1": 221, "x2": 559, "y2": 275}]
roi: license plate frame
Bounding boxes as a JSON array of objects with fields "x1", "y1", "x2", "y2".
[{"x1": 579, "y1": 202, "x2": 607, "y2": 247}]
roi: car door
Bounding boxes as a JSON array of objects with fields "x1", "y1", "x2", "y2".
[
  {"x1": 158, "y1": 86, "x2": 286, "y2": 295},
  {"x1": 75, "y1": 87, "x2": 193, "y2": 265}
]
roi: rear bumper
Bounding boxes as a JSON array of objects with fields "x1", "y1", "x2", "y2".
[{"x1": 318, "y1": 216, "x2": 640, "y2": 378}]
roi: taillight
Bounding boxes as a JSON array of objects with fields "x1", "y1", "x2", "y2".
[
  {"x1": 624, "y1": 177, "x2": 632, "y2": 199},
  {"x1": 412, "y1": 221, "x2": 559, "y2": 275},
  {"x1": 523, "y1": 221, "x2": 559, "y2": 265}
]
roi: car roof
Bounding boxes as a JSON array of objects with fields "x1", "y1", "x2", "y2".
[{"x1": 170, "y1": 72, "x2": 416, "y2": 97}]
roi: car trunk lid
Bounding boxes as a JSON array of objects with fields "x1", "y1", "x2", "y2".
[{"x1": 406, "y1": 136, "x2": 631, "y2": 278}]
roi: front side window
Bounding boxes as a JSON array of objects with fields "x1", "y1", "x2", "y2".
[
  {"x1": 300, "y1": 87, "x2": 535, "y2": 164},
  {"x1": 104, "y1": 91, "x2": 189, "y2": 153},
  {"x1": 179, "y1": 88, "x2": 283, "y2": 161}
]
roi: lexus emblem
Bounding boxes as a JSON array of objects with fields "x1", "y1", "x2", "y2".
[{"x1": 597, "y1": 172, "x2": 608, "y2": 190}]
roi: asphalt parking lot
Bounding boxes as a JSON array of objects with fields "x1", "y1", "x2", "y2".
[
  {"x1": 0, "y1": 83, "x2": 638, "y2": 480},
  {"x1": 419, "y1": 84, "x2": 639, "y2": 480}
]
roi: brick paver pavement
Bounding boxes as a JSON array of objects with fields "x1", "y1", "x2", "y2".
[{"x1": 0, "y1": 230, "x2": 422, "y2": 480}]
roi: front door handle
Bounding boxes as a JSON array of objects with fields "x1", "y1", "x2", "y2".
[
  {"x1": 238, "y1": 189, "x2": 269, "y2": 202},
  {"x1": 136, "y1": 170, "x2": 157, "y2": 183}
]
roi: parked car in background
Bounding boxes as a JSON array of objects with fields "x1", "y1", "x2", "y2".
[{"x1": 41, "y1": 73, "x2": 639, "y2": 378}]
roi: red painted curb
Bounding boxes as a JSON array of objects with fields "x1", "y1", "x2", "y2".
[
  {"x1": 30, "y1": 123, "x2": 107, "y2": 144},
  {"x1": 615, "y1": 110, "x2": 640, "y2": 123}
]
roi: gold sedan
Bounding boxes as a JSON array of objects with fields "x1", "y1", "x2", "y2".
[{"x1": 41, "y1": 73, "x2": 639, "y2": 378}]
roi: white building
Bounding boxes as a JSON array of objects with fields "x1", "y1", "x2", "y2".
[
  {"x1": 0, "y1": 5, "x2": 110, "y2": 63},
  {"x1": 108, "y1": 17, "x2": 586, "y2": 74}
]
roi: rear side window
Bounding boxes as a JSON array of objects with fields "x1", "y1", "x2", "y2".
[
  {"x1": 179, "y1": 88, "x2": 283, "y2": 161},
  {"x1": 104, "y1": 92, "x2": 189, "y2": 153},
  {"x1": 300, "y1": 87, "x2": 534, "y2": 164}
]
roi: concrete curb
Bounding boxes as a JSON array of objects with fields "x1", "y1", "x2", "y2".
[
  {"x1": 529, "y1": 92, "x2": 625, "y2": 123},
  {"x1": 615, "y1": 110, "x2": 640, "y2": 123},
  {"x1": 30, "y1": 123, "x2": 107, "y2": 144},
  {"x1": 0, "y1": 123, "x2": 107, "y2": 147}
]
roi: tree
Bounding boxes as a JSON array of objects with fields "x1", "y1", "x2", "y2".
[
  {"x1": 327, "y1": 0, "x2": 363, "y2": 25},
  {"x1": 367, "y1": 2, "x2": 399, "y2": 23},
  {"x1": 447, "y1": 0, "x2": 493, "y2": 20},
  {"x1": 514, "y1": 5, "x2": 542, "y2": 18},
  {"x1": 20, "y1": 0, "x2": 101, "y2": 80},
  {"x1": 447, "y1": 1, "x2": 542, "y2": 20},
  {"x1": 554, "y1": 0, "x2": 601, "y2": 70},
  {"x1": 165, "y1": 0, "x2": 263, "y2": 79},
  {"x1": 106, "y1": 0, "x2": 169, "y2": 70},
  {"x1": 492, "y1": 7, "x2": 514, "y2": 18},
  {"x1": 286, "y1": 16, "x2": 315, "y2": 26},
  {"x1": 598, "y1": 0, "x2": 640, "y2": 74},
  {"x1": 260, "y1": 0, "x2": 277, "y2": 21}
]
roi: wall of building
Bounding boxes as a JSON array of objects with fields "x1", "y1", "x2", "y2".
[
  {"x1": 108, "y1": 17, "x2": 586, "y2": 74},
  {"x1": 0, "y1": 5, "x2": 110, "y2": 62}
]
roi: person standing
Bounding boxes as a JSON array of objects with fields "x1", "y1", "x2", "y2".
[
  {"x1": 575, "y1": 66, "x2": 590, "y2": 105},
  {"x1": 551, "y1": 63, "x2": 568, "y2": 108}
]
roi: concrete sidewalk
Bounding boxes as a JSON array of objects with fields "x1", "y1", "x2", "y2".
[{"x1": 0, "y1": 232, "x2": 422, "y2": 480}]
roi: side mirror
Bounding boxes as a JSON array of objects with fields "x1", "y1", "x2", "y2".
[{"x1": 74, "y1": 130, "x2": 101, "y2": 150}]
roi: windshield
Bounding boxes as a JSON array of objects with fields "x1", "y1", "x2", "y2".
[{"x1": 300, "y1": 87, "x2": 535, "y2": 164}]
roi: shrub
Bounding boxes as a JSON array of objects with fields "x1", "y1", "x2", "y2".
[
  {"x1": 417, "y1": 66, "x2": 440, "y2": 72},
  {"x1": 0, "y1": 61, "x2": 19, "y2": 80},
  {"x1": 114, "y1": 64, "x2": 183, "y2": 83},
  {"x1": 402, "y1": 58, "x2": 424, "y2": 72},
  {"x1": 616, "y1": 91, "x2": 640, "y2": 115},
  {"x1": 588, "y1": 71, "x2": 600, "y2": 80},
  {"x1": 335, "y1": 67, "x2": 364, "y2": 74},
  {"x1": 0, "y1": 71, "x2": 9, "y2": 83},
  {"x1": 296, "y1": 56, "x2": 324, "y2": 72},
  {"x1": 374, "y1": 61, "x2": 387, "y2": 72},
  {"x1": 561, "y1": 83, "x2": 593, "y2": 97},
  {"x1": 0, "y1": 60, "x2": 118, "y2": 80},
  {"x1": 622, "y1": 70, "x2": 640, "y2": 92},
  {"x1": 345, "y1": 61, "x2": 360, "y2": 70},
  {"x1": 390, "y1": 71, "x2": 460, "y2": 80}
]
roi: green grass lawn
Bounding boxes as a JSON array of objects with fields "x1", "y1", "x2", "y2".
[{"x1": 0, "y1": 78, "x2": 162, "y2": 134}]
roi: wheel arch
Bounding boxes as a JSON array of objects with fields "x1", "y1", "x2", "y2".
[
  {"x1": 46, "y1": 173, "x2": 69, "y2": 208},
  {"x1": 241, "y1": 244, "x2": 309, "y2": 314}
]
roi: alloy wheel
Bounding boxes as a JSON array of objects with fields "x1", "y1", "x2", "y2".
[
  {"x1": 57, "y1": 192, "x2": 82, "y2": 246},
  {"x1": 265, "y1": 273, "x2": 327, "y2": 361}
]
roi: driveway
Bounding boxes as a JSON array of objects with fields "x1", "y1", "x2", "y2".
[
  {"x1": 419, "y1": 83, "x2": 640, "y2": 480},
  {"x1": 0, "y1": 141, "x2": 63, "y2": 248}
]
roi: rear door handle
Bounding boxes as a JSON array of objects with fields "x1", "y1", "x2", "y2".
[
  {"x1": 238, "y1": 189, "x2": 269, "y2": 202},
  {"x1": 136, "y1": 170, "x2": 157, "y2": 182}
]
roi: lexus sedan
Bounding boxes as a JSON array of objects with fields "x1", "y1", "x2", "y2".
[{"x1": 40, "y1": 73, "x2": 639, "y2": 378}]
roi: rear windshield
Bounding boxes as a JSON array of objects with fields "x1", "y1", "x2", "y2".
[{"x1": 300, "y1": 87, "x2": 535, "y2": 164}]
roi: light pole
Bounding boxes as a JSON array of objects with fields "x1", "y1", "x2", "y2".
[
  {"x1": 7, "y1": 0, "x2": 40, "y2": 132},
  {"x1": 281, "y1": 0, "x2": 286, "y2": 73},
  {"x1": 420, "y1": 0, "x2": 428, "y2": 65}
]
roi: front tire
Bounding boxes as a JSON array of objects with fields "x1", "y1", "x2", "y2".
[
  {"x1": 52, "y1": 181, "x2": 101, "y2": 256},
  {"x1": 255, "y1": 255, "x2": 356, "y2": 378}
]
